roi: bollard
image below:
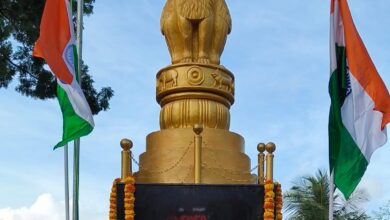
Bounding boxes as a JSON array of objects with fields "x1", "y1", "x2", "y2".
[
  {"x1": 193, "y1": 124, "x2": 204, "y2": 184},
  {"x1": 120, "y1": 138, "x2": 133, "y2": 181},
  {"x1": 257, "y1": 143, "x2": 266, "y2": 184},
  {"x1": 265, "y1": 142, "x2": 276, "y2": 181}
]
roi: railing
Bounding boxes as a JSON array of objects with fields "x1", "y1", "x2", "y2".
[{"x1": 118, "y1": 129, "x2": 277, "y2": 185}]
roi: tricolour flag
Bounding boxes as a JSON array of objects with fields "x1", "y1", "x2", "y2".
[
  {"x1": 33, "y1": 0, "x2": 94, "y2": 149},
  {"x1": 329, "y1": 0, "x2": 390, "y2": 199}
]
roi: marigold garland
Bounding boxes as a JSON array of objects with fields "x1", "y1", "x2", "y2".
[
  {"x1": 109, "y1": 178, "x2": 121, "y2": 220},
  {"x1": 109, "y1": 176, "x2": 136, "y2": 220},
  {"x1": 264, "y1": 180, "x2": 275, "y2": 220},
  {"x1": 124, "y1": 176, "x2": 136, "y2": 220},
  {"x1": 263, "y1": 180, "x2": 283, "y2": 220},
  {"x1": 275, "y1": 182, "x2": 283, "y2": 220}
]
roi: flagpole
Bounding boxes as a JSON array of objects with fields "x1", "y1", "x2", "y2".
[
  {"x1": 73, "y1": 0, "x2": 84, "y2": 219},
  {"x1": 73, "y1": 139, "x2": 80, "y2": 220},
  {"x1": 64, "y1": 144, "x2": 70, "y2": 220},
  {"x1": 329, "y1": 171, "x2": 334, "y2": 220},
  {"x1": 76, "y1": 0, "x2": 84, "y2": 83}
]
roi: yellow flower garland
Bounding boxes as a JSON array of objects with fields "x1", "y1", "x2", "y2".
[
  {"x1": 109, "y1": 176, "x2": 136, "y2": 220},
  {"x1": 124, "y1": 176, "x2": 136, "y2": 220},
  {"x1": 109, "y1": 178, "x2": 120, "y2": 220},
  {"x1": 275, "y1": 182, "x2": 283, "y2": 220},
  {"x1": 264, "y1": 180, "x2": 275, "y2": 220},
  {"x1": 264, "y1": 180, "x2": 283, "y2": 220}
]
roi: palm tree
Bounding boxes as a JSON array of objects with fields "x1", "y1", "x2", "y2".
[{"x1": 283, "y1": 169, "x2": 370, "y2": 220}]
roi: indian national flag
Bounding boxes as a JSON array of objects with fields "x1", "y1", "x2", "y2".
[
  {"x1": 329, "y1": 0, "x2": 390, "y2": 199},
  {"x1": 33, "y1": 0, "x2": 94, "y2": 149}
]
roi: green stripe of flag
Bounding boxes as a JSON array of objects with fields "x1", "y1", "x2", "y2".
[
  {"x1": 329, "y1": 45, "x2": 368, "y2": 199},
  {"x1": 54, "y1": 85, "x2": 93, "y2": 149},
  {"x1": 54, "y1": 44, "x2": 93, "y2": 149}
]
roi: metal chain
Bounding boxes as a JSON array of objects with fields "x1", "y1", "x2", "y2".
[
  {"x1": 203, "y1": 141, "x2": 259, "y2": 174},
  {"x1": 133, "y1": 139, "x2": 259, "y2": 182},
  {"x1": 201, "y1": 142, "x2": 247, "y2": 175},
  {"x1": 250, "y1": 165, "x2": 258, "y2": 173},
  {"x1": 141, "y1": 141, "x2": 193, "y2": 174},
  {"x1": 199, "y1": 141, "x2": 259, "y2": 183},
  {"x1": 130, "y1": 152, "x2": 140, "y2": 167}
]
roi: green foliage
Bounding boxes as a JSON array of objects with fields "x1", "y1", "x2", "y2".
[
  {"x1": 283, "y1": 169, "x2": 370, "y2": 220},
  {"x1": 0, "y1": 0, "x2": 113, "y2": 115},
  {"x1": 373, "y1": 200, "x2": 390, "y2": 220}
]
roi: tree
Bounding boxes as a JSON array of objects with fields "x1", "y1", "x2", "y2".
[
  {"x1": 283, "y1": 169, "x2": 370, "y2": 220},
  {"x1": 0, "y1": 0, "x2": 113, "y2": 115},
  {"x1": 373, "y1": 200, "x2": 390, "y2": 220}
]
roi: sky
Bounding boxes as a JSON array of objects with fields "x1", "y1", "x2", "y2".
[{"x1": 0, "y1": 0, "x2": 389, "y2": 219}]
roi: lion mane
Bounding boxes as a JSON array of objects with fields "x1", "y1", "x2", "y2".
[{"x1": 177, "y1": 0, "x2": 213, "y2": 20}]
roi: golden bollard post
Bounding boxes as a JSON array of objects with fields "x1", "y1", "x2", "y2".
[
  {"x1": 193, "y1": 124, "x2": 204, "y2": 184},
  {"x1": 257, "y1": 143, "x2": 266, "y2": 184},
  {"x1": 265, "y1": 142, "x2": 276, "y2": 181},
  {"x1": 120, "y1": 138, "x2": 133, "y2": 181}
]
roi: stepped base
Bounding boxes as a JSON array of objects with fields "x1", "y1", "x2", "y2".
[
  {"x1": 116, "y1": 184, "x2": 265, "y2": 220},
  {"x1": 135, "y1": 128, "x2": 254, "y2": 184}
]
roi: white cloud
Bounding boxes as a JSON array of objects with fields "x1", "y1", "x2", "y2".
[
  {"x1": 0, "y1": 194, "x2": 63, "y2": 220},
  {"x1": 0, "y1": 194, "x2": 107, "y2": 220}
]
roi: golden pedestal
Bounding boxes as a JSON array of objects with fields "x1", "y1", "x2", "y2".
[
  {"x1": 136, "y1": 128, "x2": 253, "y2": 184},
  {"x1": 111, "y1": 3, "x2": 282, "y2": 219},
  {"x1": 134, "y1": 1, "x2": 255, "y2": 184},
  {"x1": 135, "y1": 64, "x2": 255, "y2": 184}
]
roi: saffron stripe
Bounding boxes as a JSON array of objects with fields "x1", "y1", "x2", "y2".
[{"x1": 338, "y1": 0, "x2": 390, "y2": 129}]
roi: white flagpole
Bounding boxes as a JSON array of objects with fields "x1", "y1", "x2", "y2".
[
  {"x1": 73, "y1": 139, "x2": 80, "y2": 220},
  {"x1": 64, "y1": 144, "x2": 70, "y2": 220},
  {"x1": 73, "y1": 0, "x2": 84, "y2": 219},
  {"x1": 329, "y1": 171, "x2": 334, "y2": 220},
  {"x1": 76, "y1": 0, "x2": 84, "y2": 83}
]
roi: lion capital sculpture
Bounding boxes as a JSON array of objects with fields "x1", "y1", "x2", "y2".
[{"x1": 161, "y1": 0, "x2": 232, "y2": 65}]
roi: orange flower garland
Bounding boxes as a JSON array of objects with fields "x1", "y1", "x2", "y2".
[
  {"x1": 264, "y1": 180, "x2": 275, "y2": 220},
  {"x1": 109, "y1": 176, "x2": 136, "y2": 220},
  {"x1": 275, "y1": 182, "x2": 283, "y2": 220},
  {"x1": 124, "y1": 176, "x2": 136, "y2": 220}
]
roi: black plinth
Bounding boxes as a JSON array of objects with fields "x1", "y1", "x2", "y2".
[{"x1": 117, "y1": 183, "x2": 264, "y2": 220}]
